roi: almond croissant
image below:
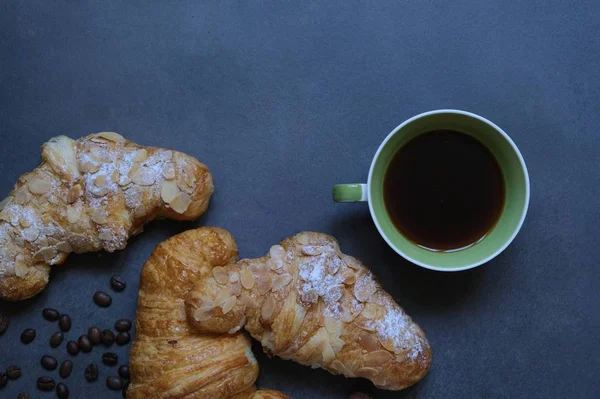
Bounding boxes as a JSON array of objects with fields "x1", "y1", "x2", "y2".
[
  {"x1": 0, "y1": 132, "x2": 213, "y2": 301},
  {"x1": 186, "y1": 232, "x2": 432, "y2": 391},
  {"x1": 128, "y1": 227, "x2": 288, "y2": 399}
]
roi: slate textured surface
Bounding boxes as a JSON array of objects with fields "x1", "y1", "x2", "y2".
[{"x1": 1, "y1": 1, "x2": 599, "y2": 398}]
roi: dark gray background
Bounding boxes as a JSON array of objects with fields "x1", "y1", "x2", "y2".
[{"x1": 1, "y1": 1, "x2": 598, "y2": 398}]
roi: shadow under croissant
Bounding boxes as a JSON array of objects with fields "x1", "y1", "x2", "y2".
[
  {"x1": 252, "y1": 340, "x2": 376, "y2": 399},
  {"x1": 253, "y1": 338, "x2": 428, "y2": 399},
  {"x1": 0, "y1": 217, "x2": 209, "y2": 314}
]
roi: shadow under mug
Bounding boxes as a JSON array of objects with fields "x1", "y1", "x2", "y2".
[{"x1": 333, "y1": 109, "x2": 530, "y2": 271}]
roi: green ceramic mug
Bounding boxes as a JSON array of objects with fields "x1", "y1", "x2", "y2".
[{"x1": 333, "y1": 109, "x2": 530, "y2": 271}]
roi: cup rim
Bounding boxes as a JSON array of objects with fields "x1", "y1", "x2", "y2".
[{"x1": 367, "y1": 109, "x2": 531, "y2": 272}]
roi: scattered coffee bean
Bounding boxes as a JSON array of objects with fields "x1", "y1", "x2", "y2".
[
  {"x1": 0, "y1": 372, "x2": 6, "y2": 388},
  {"x1": 118, "y1": 365, "x2": 129, "y2": 380},
  {"x1": 58, "y1": 314, "x2": 71, "y2": 332},
  {"x1": 116, "y1": 332, "x2": 130, "y2": 346},
  {"x1": 110, "y1": 275, "x2": 126, "y2": 292},
  {"x1": 114, "y1": 319, "x2": 132, "y2": 332},
  {"x1": 93, "y1": 291, "x2": 112, "y2": 307},
  {"x1": 41, "y1": 355, "x2": 58, "y2": 371},
  {"x1": 20, "y1": 328, "x2": 36, "y2": 344},
  {"x1": 0, "y1": 312, "x2": 8, "y2": 335},
  {"x1": 37, "y1": 376, "x2": 56, "y2": 391},
  {"x1": 78, "y1": 335, "x2": 93, "y2": 353},
  {"x1": 101, "y1": 329, "x2": 115, "y2": 345},
  {"x1": 59, "y1": 360, "x2": 73, "y2": 379},
  {"x1": 88, "y1": 326, "x2": 102, "y2": 345},
  {"x1": 56, "y1": 382, "x2": 69, "y2": 399},
  {"x1": 6, "y1": 365, "x2": 21, "y2": 380},
  {"x1": 102, "y1": 352, "x2": 118, "y2": 366},
  {"x1": 42, "y1": 308, "x2": 59, "y2": 321},
  {"x1": 17, "y1": 393, "x2": 29, "y2": 399},
  {"x1": 122, "y1": 380, "x2": 130, "y2": 397},
  {"x1": 85, "y1": 364, "x2": 99, "y2": 382},
  {"x1": 50, "y1": 331, "x2": 64, "y2": 348},
  {"x1": 66, "y1": 341, "x2": 79, "y2": 356},
  {"x1": 107, "y1": 376, "x2": 123, "y2": 390}
]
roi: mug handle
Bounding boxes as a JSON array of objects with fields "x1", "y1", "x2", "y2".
[{"x1": 332, "y1": 184, "x2": 368, "y2": 202}]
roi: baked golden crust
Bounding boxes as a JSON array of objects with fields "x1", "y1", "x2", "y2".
[
  {"x1": 127, "y1": 227, "x2": 260, "y2": 399},
  {"x1": 247, "y1": 390, "x2": 291, "y2": 399},
  {"x1": 0, "y1": 133, "x2": 213, "y2": 301},
  {"x1": 186, "y1": 232, "x2": 432, "y2": 391}
]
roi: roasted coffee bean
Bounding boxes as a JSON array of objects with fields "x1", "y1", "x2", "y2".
[
  {"x1": 20, "y1": 328, "x2": 36, "y2": 344},
  {"x1": 56, "y1": 383, "x2": 69, "y2": 399},
  {"x1": 101, "y1": 329, "x2": 115, "y2": 345},
  {"x1": 93, "y1": 291, "x2": 112, "y2": 307},
  {"x1": 88, "y1": 327, "x2": 102, "y2": 345},
  {"x1": 122, "y1": 381, "x2": 130, "y2": 398},
  {"x1": 17, "y1": 393, "x2": 29, "y2": 399},
  {"x1": 0, "y1": 312, "x2": 8, "y2": 335},
  {"x1": 110, "y1": 275, "x2": 126, "y2": 292},
  {"x1": 58, "y1": 314, "x2": 71, "y2": 332},
  {"x1": 116, "y1": 332, "x2": 130, "y2": 346},
  {"x1": 102, "y1": 352, "x2": 118, "y2": 366},
  {"x1": 42, "y1": 308, "x2": 59, "y2": 321},
  {"x1": 107, "y1": 376, "x2": 123, "y2": 390},
  {"x1": 0, "y1": 372, "x2": 6, "y2": 388},
  {"x1": 114, "y1": 319, "x2": 132, "y2": 332},
  {"x1": 59, "y1": 360, "x2": 73, "y2": 379},
  {"x1": 66, "y1": 341, "x2": 79, "y2": 356},
  {"x1": 78, "y1": 335, "x2": 93, "y2": 353},
  {"x1": 49, "y1": 331, "x2": 64, "y2": 348},
  {"x1": 41, "y1": 355, "x2": 58, "y2": 371},
  {"x1": 37, "y1": 376, "x2": 55, "y2": 391},
  {"x1": 118, "y1": 365, "x2": 129, "y2": 380},
  {"x1": 6, "y1": 365, "x2": 21, "y2": 380},
  {"x1": 84, "y1": 364, "x2": 98, "y2": 382}
]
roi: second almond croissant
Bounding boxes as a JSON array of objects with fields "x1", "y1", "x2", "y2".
[{"x1": 186, "y1": 232, "x2": 432, "y2": 391}]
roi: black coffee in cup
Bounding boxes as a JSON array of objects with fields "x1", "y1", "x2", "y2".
[{"x1": 383, "y1": 129, "x2": 505, "y2": 251}]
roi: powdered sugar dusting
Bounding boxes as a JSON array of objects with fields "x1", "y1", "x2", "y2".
[
  {"x1": 0, "y1": 188, "x2": 68, "y2": 276},
  {"x1": 347, "y1": 297, "x2": 364, "y2": 318},
  {"x1": 0, "y1": 224, "x2": 16, "y2": 276},
  {"x1": 298, "y1": 247, "x2": 345, "y2": 318},
  {"x1": 368, "y1": 304, "x2": 423, "y2": 360},
  {"x1": 78, "y1": 139, "x2": 173, "y2": 251}
]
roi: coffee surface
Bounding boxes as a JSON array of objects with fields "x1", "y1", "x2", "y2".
[{"x1": 383, "y1": 130, "x2": 505, "y2": 251}]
